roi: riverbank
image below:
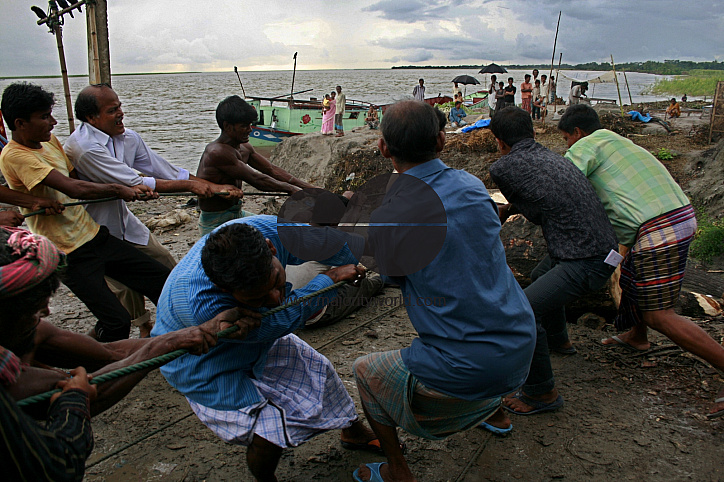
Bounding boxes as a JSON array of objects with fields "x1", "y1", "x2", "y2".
[{"x1": 39, "y1": 115, "x2": 724, "y2": 481}]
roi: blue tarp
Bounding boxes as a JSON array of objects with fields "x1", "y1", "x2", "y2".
[
  {"x1": 628, "y1": 111, "x2": 652, "y2": 123},
  {"x1": 460, "y1": 118, "x2": 491, "y2": 132}
]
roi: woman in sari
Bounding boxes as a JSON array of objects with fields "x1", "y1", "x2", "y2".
[{"x1": 322, "y1": 91, "x2": 336, "y2": 135}]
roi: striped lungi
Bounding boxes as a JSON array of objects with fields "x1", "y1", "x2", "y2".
[
  {"x1": 186, "y1": 334, "x2": 357, "y2": 448},
  {"x1": 615, "y1": 204, "x2": 697, "y2": 330},
  {"x1": 353, "y1": 350, "x2": 500, "y2": 440}
]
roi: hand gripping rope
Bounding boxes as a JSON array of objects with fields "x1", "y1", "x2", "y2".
[{"x1": 16, "y1": 280, "x2": 346, "y2": 407}]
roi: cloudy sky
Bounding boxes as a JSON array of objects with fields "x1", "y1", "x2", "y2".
[{"x1": 2, "y1": 0, "x2": 722, "y2": 77}]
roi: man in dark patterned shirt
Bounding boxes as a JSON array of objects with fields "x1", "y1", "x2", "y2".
[{"x1": 489, "y1": 106, "x2": 618, "y2": 416}]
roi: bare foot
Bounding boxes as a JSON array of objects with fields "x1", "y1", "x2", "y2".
[
  {"x1": 485, "y1": 406, "x2": 511, "y2": 429},
  {"x1": 504, "y1": 389, "x2": 559, "y2": 414},
  {"x1": 355, "y1": 462, "x2": 416, "y2": 482},
  {"x1": 341, "y1": 420, "x2": 376, "y2": 445},
  {"x1": 601, "y1": 330, "x2": 650, "y2": 351}
]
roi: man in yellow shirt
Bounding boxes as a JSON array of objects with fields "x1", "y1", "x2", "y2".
[{"x1": 0, "y1": 83, "x2": 171, "y2": 342}]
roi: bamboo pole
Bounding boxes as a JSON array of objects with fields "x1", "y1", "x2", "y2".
[
  {"x1": 49, "y1": 1, "x2": 75, "y2": 133},
  {"x1": 610, "y1": 55, "x2": 625, "y2": 118},
  {"x1": 86, "y1": 0, "x2": 101, "y2": 85},
  {"x1": 290, "y1": 52, "x2": 298, "y2": 100},
  {"x1": 623, "y1": 70, "x2": 633, "y2": 105},
  {"x1": 552, "y1": 53, "x2": 562, "y2": 117},
  {"x1": 544, "y1": 11, "x2": 562, "y2": 124}
]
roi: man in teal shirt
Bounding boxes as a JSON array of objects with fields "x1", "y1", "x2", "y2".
[{"x1": 559, "y1": 105, "x2": 724, "y2": 419}]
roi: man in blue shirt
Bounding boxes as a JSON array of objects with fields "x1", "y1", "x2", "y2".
[
  {"x1": 152, "y1": 215, "x2": 378, "y2": 481},
  {"x1": 351, "y1": 101, "x2": 536, "y2": 482}
]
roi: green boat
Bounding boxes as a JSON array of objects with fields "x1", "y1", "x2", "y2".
[{"x1": 247, "y1": 95, "x2": 379, "y2": 148}]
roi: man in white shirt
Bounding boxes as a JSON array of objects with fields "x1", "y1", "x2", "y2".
[
  {"x1": 65, "y1": 84, "x2": 242, "y2": 335},
  {"x1": 413, "y1": 79, "x2": 425, "y2": 101}
]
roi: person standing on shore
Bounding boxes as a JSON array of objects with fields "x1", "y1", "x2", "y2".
[
  {"x1": 521, "y1": 74, "x2": 533, "y2": 114},
  {"x1": 558, "y1": 104, "x2": 724, "y2": 419},
  {"x1": 335, "y1": 85, "x2": 346, "y2": 137},
  {"x1": 413, "y1": 79, "x2": 425, "y2": 101},
  {"x1": 64, "y1": 84, "x2": 241, "y2": 334},
  {"x1": 504, "y1": 77, "x2": 517, "y2": 108},
  {"x1": 488, "y1": 75, "x2": 498, "y2": 118},
  {"x1": 549, "y1": 75, "x2": 557, "y2": 104},
  {"x1": 196, "y1": 95, "x2": 315, "y2": 235}
]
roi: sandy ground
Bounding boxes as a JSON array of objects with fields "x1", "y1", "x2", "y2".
[{"x1": 34, "y1": 118, "x2": 724, "y2": 481}]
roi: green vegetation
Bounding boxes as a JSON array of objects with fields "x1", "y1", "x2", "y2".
[
  {"x1": 643, "y1": 70, "x2": 723, "y2": 97},
  {"x1": 392, "y1": 59, "x2": 724, "y2": 76},
  {"x1": 690, "y1": 209, "x2": 724, "y2": 263},
  {"x1": 654, "y1": 148, "x2": 676, "y2": 161}
]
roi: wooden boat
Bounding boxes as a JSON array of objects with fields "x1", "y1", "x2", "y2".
[{"x1": 247, "y1": 95, "x2": 378, "y2": 147}]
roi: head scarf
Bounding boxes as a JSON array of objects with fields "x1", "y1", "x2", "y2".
[
  {"x1": 0, "y1": 227, "x2": 64, "y2": 299},
  {"x1": 0, "y1": 345, "x2": 20, "y2": 387}
]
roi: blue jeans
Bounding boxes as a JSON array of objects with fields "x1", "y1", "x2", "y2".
[{"x1": 522, "y1": 255, "x2": 615, "y2": 395}]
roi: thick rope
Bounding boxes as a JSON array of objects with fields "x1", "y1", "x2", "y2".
[
  {"x1": 17, "y1": 281, "x2": 346, "y2": 407},
  {"x1": 23, "y1": 191, "x2": 289, "y2": 217}
]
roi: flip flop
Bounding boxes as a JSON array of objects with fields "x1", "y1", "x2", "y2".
[
  {"x1": 601, "y1": 335, "x2": 648, "y2": 352},
  {"x1": 551, "y1": 344, "x2": 577, "y2": 355},
  {"x1": 504, "y1": 391, "x2": 564, "y2": 416},
  {"x1": 353, "y1": 462, "x2": 386, "y2": 482},
  {"x1": 706, "y1": 397, "x2": 724, "y2": 420},
  {"x1": 479, "y1": 421, "x2": 513, "y2": 436}
]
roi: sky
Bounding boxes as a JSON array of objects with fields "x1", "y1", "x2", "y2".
[{"x1": 1, "y1": 0, "x2": 722, "y2": 77}]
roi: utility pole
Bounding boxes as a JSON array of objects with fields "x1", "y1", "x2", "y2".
[{"x1": 86, "y1": 0, "x2": 111, "y2": 86}]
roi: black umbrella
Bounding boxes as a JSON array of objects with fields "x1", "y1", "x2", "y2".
[
  {"x1": 451, "y1": 74, "x2": 480, "y2": 85},
  {"x1": 479, "y1": 63, "x2": 508, "y2": 74}
]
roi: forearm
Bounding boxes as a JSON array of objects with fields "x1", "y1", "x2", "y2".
[
  {"x1": 153, "y1": 179, "x2": 202, "y2": 193},
  {"x1": 247, "y1": 172, "x2": 299, "y2": 194},
  {"x1": 0, "y1": 186, "x2": 48, "y2": 209}
]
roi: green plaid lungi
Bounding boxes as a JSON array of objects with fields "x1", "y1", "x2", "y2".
[
  {"x1": 353, "y1": 350, "x2": 500, "y2": 440},
  {"x1": 198, "y1": 203, "x2": 256, "y2": 236}
]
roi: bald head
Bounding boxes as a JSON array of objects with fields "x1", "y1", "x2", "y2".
[
  {"x1": 75, "y1": 84, "x2": 125, "y2": 136},
  {"x1": 380, "y1": 100, "x2": 446, "y2": 164}
]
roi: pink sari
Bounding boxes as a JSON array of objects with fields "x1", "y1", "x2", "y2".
[{"x1": 322, "y1": 99, "x2": 336, "y2": 134}]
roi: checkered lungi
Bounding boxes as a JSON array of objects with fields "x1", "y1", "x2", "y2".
[
  {"x1": 615, "y1": 204, "x2": 697, "y2": 330},
  {"x1": 353, "y1": 350, "x2": 501, "y2": 440},
  {"x1": 186, "y1": 334, "x2": 357, "y2": 448}
]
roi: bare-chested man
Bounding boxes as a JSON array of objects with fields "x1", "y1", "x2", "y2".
[{"x1": 196, "y1": 95, "x2": 318, "y2": 235}]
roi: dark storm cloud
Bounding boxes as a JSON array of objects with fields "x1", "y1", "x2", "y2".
[{"x1": 366, "y1": 0, "x2": 724, "y2": 64}]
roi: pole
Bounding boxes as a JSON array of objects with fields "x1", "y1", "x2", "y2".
[
  {"x1": 623, "y1": 70, "x2": 633, "y2": 105},
  {"x1": 234, "y1": 66, "x2": 247, "y2": 98},
  {"x1": 290, "y1": 52, "x2": 298, "y2": 99},
  {"x1": 92, "y1": 0, "x2": 112, "y2": 86},
  {"x1": 610, "y1": 54, "x2": 626, "y2": 118},
  {"x1": 49, "y1": 1, "x2": 75, "y2": 133},
  {"x1": 85, "y1": 0, "x2": 101, "y2": 85},
  {"x1": 544, "y1": 11, "x2": 562, "y2": 124}
]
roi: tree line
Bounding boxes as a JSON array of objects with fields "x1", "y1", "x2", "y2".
[{"x1": 392, "y1": 60, "x2": 724, "y2": 75}]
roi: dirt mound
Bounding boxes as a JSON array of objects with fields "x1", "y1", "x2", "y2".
[
  {"x1": 444, "y1": 128, "x2": 498, "y2": 154},
  {"x1": 686, "y1": 138, "x2": 724, "y2": 220},
  {"x1": 598, "y1": 111, "x2": 643, "y2": 136}
]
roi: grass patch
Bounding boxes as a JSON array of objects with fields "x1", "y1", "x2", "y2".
[
  {"x1": 643, "y1": 70, "x2": 723, "y2": 97},
  {"x1": 690, "y1": 209, "x2": 724, "y2": 263}
]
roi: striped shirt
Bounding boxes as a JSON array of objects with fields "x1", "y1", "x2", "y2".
[
  {"x1": 1, "y1": 385, "x2": 93, "y2": 482},
  {"x1": 152, "y1": 215, "x2": 361, "y2": 410},
  {"x1": 564, "y1": 129, "x2": 690, "y2": 246}
]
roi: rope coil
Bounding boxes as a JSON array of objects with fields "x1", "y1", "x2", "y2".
[{"x1": 17, "y1": 281, "x2": 346, "y2": 407}]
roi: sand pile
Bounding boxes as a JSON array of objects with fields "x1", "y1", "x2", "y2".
[{"x1": 686, "y1": 138, "x2": 724, "y2": 220}]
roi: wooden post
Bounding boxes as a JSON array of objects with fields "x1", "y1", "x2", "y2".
[
  {"x1": 544, "y1": 11, "x2": 562, "y2": 124},
  {"x1": 623, "y1": 70, "x2": 633, "y2": 105},
  {"x1": 290, "y1": 52, "x2": 298, "y2": 100},
  {"x1": 49, "y1": 1, "x2": 75, "y2": 133},
  {"x1": 610, "y1": 54, "x2": 625, "y2": 118},
  {"x1": 86, "y1": 0, "x2": 111, "y2": 86}
]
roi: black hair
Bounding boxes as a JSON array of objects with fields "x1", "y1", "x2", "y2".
[
  {"x1": 491, "y1": 75, "x2": 497, "y2": 80},
  {"x1": 74, "y1": 83, "x2": 111, "y2": 122},
  {"x1": 215, "y1": 95, "x2": 258, "y2": 130},
  {"x1": 524, "y1": 74, "x2": 531, "y2": 80},
  {"x1": 1, "y1": 83, "x2": 55, "y2": 131},
  {"x1": 381, "y1": 100, "x2": 443, "y2": 164},
  {"x1": 201, "y1": 223, "x2": 273, "y2": 293},
  {"x1": 541, "y1": 74, "x2": 547, "y2": 80},
  {"x1": 419, "y1": 78, "x2": 424, "y2": 82},
  {"x1": 498, "y1": 82, "x2": 504, "y2": 87},
  {"x1": 670, "y1": 98, "x2": 676, "y2": 103},
  {"x1": 0, "y1": 230, "x2": 62, "y2": 351},
  {"x1": 557, "y1": 104, "x2": 602, "y2": 134},
  {"x1": 507, "y1": 77, "x2": 514, "y2": 82},
  {"x1": 490, "y1": 106, "x2": 534, "y2": 147}
]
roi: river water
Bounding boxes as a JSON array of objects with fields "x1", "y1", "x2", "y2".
[{"x1": 1, "y1": 69, "x2": 668, "y2": 173}]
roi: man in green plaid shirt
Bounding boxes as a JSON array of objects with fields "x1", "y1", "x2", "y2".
[{"x1": 558, "y1": 105, "x2": 724, "y2": 419}]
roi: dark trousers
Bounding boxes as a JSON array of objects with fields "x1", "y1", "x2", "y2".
[
  {"x1": 532, "y1": 106, "x2": 541, "y2": 119},
  {"x1": 522, "y1": 255, "x2": 615, "y2": 395},
  {"x1": 64, "y1": 226, "x2": 171, "y2": 342}
]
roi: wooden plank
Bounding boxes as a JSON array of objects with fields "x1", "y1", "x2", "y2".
[{"x1": 709, "y1": 81, "x2": 723, "y2": 143}]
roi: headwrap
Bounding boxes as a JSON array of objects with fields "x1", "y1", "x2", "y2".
[
  {"x1": 0, "y1": 227, "x2": 64, "y2": 299},
  {"x1": 0, "y1": 345, "x2": 21, "y2": 387}
]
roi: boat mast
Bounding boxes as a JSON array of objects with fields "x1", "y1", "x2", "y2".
[{"x1": 290, "y1": 52, "x2": 298, "y2": 100}]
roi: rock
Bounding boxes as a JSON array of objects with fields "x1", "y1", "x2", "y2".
[
  {"x1": 145, "y1": 209, "x2": 193, "y2": 230},
  {"x1": 641, "y1": 124, "x2": 669, "y2": 135},
  {"x1": 578, "y1": 312, "x2": 607, "y2": 330}
]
